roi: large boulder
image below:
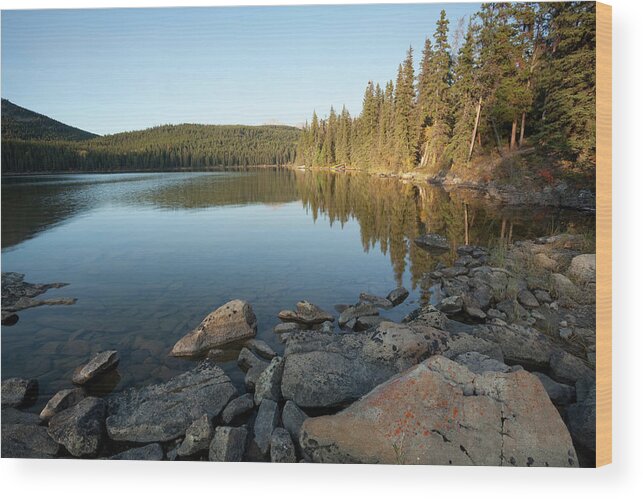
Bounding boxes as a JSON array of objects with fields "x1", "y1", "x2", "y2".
[
  {"x1": 277, "y1": 301, "x2": 333, "y2": 326},
  {"x1": 281, "y1": 321, "x2": 447, "y2": 408},
  {"x1": 1, "y1": 377, "x2": 38, "y2": 408},
  {"x1": 300, "y1": 356, "x2": 578, "y2": 466},
  {"x1": 48, "y1": 397, "x2": 106, "y2": 458},
  {"x1": 72, "y1": 351, "x2": 120, "y2": 385},
  {"x1": 209, "y1": 426, "x2": 247, "y2": 462},
  {"x1": 171, "y1": 300, "x2": 257, "y2": 356},
  {"x1": 106, "y1": 362, "x2": 236, "y2": 442}
]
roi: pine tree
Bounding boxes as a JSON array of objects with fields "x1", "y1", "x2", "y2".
[{"x1": 394, "y1": 48, "x2": 416, "y2": 170}]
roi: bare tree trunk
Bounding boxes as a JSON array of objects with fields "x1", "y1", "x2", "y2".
[
  {"x1": 467, "y1": 97, "x2": 483, "y2": 163},
  {"x1": 519, "y1": 112, "x2": 526, "y2": 148},
  {"x1": 510, "y1": 118, "x2": 518, "y2": 150}
]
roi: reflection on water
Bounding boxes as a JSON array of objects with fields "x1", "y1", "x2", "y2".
[{"x1": 1, "y1": 170, "x2": 593, "y2": 410}]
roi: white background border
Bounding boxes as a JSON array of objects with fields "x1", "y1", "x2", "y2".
[{"x1": 0, "y1": 0, "x2": 640, "y2": 497}]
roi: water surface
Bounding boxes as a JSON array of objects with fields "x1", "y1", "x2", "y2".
[{"x1": 1, "y1": 170, "x2": 593, "y2": 408}]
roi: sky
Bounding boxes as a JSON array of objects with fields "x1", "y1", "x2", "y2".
[{"x1": 1, "y1": 3, "x2": 480, "y2": 135}]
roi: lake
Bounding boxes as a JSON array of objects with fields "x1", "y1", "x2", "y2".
[{"x1": 1, "y1": 169, "x2": 594, "y2": 409}]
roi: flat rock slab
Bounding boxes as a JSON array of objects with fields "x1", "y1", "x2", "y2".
[
  {"x1": 106, "y1": 361, "x2": 236, "y2": 443},
  {"x1": 300, "y1": 356, "x2": 578, "y2": 467},
  {"x1": 72, "y1": 351, "x2": 119, "y2": 385},
  {"x1": 281, "y1": 321, "x2": 447, "y2": 408},
  {"x1": 171, "y1": 300, "x2": 257, "y2": 356},
  {"x1": 1, "y1": 377, "x2": 38, "y2": 408}
]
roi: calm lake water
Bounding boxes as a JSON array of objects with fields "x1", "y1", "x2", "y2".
[{"x1": 1, "y1": 169, "x2": 594, "y2": 409}]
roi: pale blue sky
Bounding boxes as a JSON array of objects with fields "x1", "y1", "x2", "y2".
[{"x1": 1, "y1": 4, "x2": 480, "y2": 135}]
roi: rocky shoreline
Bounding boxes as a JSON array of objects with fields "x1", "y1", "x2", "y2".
[{"x1": 1, "y1": 233, "x2": 596, "y2": 466}]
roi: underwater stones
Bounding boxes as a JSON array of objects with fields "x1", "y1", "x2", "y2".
[{"x1": 171, "y1": 300, "x2": 257, "y2": 356}]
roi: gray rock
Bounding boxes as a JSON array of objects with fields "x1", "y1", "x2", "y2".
[
  {"x1": 358, "y1": 292, "x2": 393, "y2": 309},
  {"x1": 2, "y1": 423, "x2": 59, "y2": 458},
  {"x1": 273, "y1": 322, "x2": 300, "y2": 335},
  {"x1": 106, "y1": 362, "x2": 236, "y2": 442},
  {"x1": 1, "y1": 378, "x2": 38, "y2": 408},
  {"x1": 254, "y1": 356, "x2": 284, "y2": 405},
  {"x1": 437, "y1": 295, "x2": 463, "y2": 315},
  {"x1": 567, "y1": 254, "x2": 596, "y2": 284},
  {"x1": 40, "y1": 388, "x2": 86, "y2": 421},
  {"x1": 354, "y1": 315, "x2": 386, "y2": 332},
  {"x1": 2, "y1": 407, "x2": 41, "y2": 425},
  {"x1": 108, "y1": 443, "x2": 164, "y2": 460},
  {"x1": 320, "y1": 321, "x2": 334, "y2": 334},
  {"x1": 486, "y1": 308, "x2": 507, "y2": 321},
  {"x1": 278, "y1": 301, "x2": 334, "y2": 326},
  {"x1": 281, "y1": 400, "x2": 308, "y2": 446},
  {"x1": 243, "y1": 339, "x2": 276, "y2": 360},
  {"x1": 441, "y1": 266, "x2": 469, "y2": 278},
  {"x1": 549, "y1": 350, "x2": 594, "y2": 385},
  {"x1": 281, "y1": 321, "x2": 447, "y2": 408},
  {"x1": 171, "y1": 300, "x2": 257, "y2": 356},
  {"x1": 253, "y1": 399, "x2": 280, "y2": 458},
  {"x1": 222, "y1": 393, "x2": 255, "y2": 424},
  {"x1": 270, "y1": 428, "x2": 296, "y2": 463},
  {"x1": 443, "y1": 333, "x2": 504, "y2": 362},
  {"x1": 338, "y1": 303, "x2": 379, "y2": 328},
  {"x1": 473, "y1": 323, "x2": 555, "y2": 368},
  {"x1": 177, "y1": 414, "x2": 214, "y2": 457},
  {"x1": 237, "y1": 347, "x2": 268, "y2": 372},
  {"x1": 48, "y1": 397, "x2": 106, "y2": 457},
  {"x1": 566, "y1": 380, "x2": 596, "y2": 452},
  {"x1": 414, "y1": 233, "x2": 449, "y2": 254},
  {"x1": 386, "y1": 287, "x2": 409, "y2": 306},
  {"x1": 464, "y1": 306, "x2": 486, "y2": 321},
  {"x1": 209, "y1": 426, "x2": 247, "y2": 462},
  {"x1": 72, "y1": 351, "x2": 119, "y2": 385},
  {"x1": 532, "y1": 372, "x2": 575, "y2": 406},
  {"x1": 517, "y1": 289, "x2": 540, "y2": 309},
  {"x1": 403, "y1": 304, "x2": 447, "y2": 329},
  {"x1": 533, "y1": 289, "x2": 553, "y2": 303},
  {"x1": 454, "y1": 352, "x2": 512, "y2": 374}
]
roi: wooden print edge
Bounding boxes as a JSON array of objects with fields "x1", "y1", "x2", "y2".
[{"x1": 595, "y1": 1, "x2": 612, "y2": 467}]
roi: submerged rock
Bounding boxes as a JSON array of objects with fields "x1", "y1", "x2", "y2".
[
  {"x1": 48, "y1": 397, "x2": 106, "y2": 458},
  {"x1": 300, "y1": 356, "x2": 578, "y2": 466},
  {"x1": 106, "y1": 361, "x2": 236, "y2": 443},
  {"x1": 281, "y1": 321, "x2": 447, "y2": 408},
  {"x1": 171, "y1": 300, "x2": 257, "y2": 357},
  {"x1": 1, "y1": 272, "x2": 76, "y2": 321},
  {"x1": 1, "y1": 377, "x2": 38, "y2": 408},
  {"x1": 278, "y1": 300, "x2": 334, "y2": 326},
  {"x1": 72, "y1": 351, "x2": 120, "y2": 385}
]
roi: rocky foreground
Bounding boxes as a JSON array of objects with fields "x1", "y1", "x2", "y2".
[{"x1": 1, "y1": 233, "x2": 596, "y2": 466}]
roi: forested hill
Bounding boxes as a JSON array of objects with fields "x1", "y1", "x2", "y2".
[
  {"x1": 1, "y1": 103, "x2": 301, "y2": 174},
  {"x1": 297, "y1": 2, "x2": 596, "y2": 185},
  {"x1": 1, "y1": 99, "x2": 99, "y2": 141}
]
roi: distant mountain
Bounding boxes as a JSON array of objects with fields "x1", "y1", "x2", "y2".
[
  {"x1": 1, "y1": 99, "x2": 99, "y2": 142},
  {"x1": 1, "y1": 101, "x2": 301, "y2": 174}
]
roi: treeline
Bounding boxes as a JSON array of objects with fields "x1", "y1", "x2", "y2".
[
  {"x1": 2, "y1": 124, "x2": 300, "y2": 174},
  {"x1": 296, "y1": 2, "x2": 596, "y2": 175}
]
